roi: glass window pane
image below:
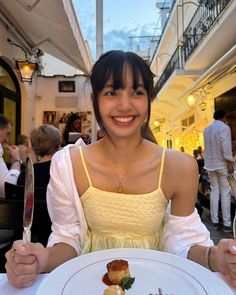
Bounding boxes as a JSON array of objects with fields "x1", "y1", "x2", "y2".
[
  {"x1": 4, "y1": 97, "x2": 16, "y2": 144},
  {"x1": 0, "y1": 65, "x2": 16, "y2": 92}
]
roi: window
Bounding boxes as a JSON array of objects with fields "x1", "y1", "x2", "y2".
[
  {"x1": 58, "y1": 80, "x2": 75, "y2": 92},
  {"x1": 181, "y1": 115, "x2": 195, "y2": 131}
]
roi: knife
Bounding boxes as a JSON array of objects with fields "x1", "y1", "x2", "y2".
[{"x1": 23, "y1": 156, "x2": 34, "y2": 244}]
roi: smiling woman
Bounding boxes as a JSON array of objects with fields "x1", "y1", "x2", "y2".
[{"x1": 5, "y1": 51, "x2": 236, "y2": 290}]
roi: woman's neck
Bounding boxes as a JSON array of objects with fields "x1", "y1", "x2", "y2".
[
  {"x1": 102, "y1": 136, "x2": 143, "y2": 163},
  {"x1": 37, "y1": 155, "x2": 52, "y2": 163}
]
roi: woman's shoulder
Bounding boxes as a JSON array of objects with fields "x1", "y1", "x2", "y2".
[{"x1": 165, "y1": 148, "x2": 198, "y2": 174}]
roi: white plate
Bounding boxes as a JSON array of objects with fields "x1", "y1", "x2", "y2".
[{"x1": 36, "y1": 248, "x2": 233, "y2": 295}]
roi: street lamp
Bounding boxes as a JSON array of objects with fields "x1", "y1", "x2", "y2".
[
  {"x1": 15, "y1": 60, "x2": 37, "y2": 83},
  {"x1": 186, "y1": 94, "x2": 196, "y2": 108},
  {"x1": 186, "y1": 89, "x2": 208, "y2": 111},
  {"x1": 7, "y1": 38, "x2": 38, "y2": 83},
  {"x1": 199, "y1": 100, "x2": 207, "y2": 111}
]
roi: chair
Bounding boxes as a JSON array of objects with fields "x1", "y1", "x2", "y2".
[
  {"x1": 4, "y1": 182, "x2": 47, "y2": 200},
  {"x1": 0, "y1": 199, "x2": 51, "y2": 245},
  {"x1": 3, "y1": 182, "x2": 51, "y2": 244},
  {"x1": 0, "y1": 189, "x2": 52, "y2": 272}
]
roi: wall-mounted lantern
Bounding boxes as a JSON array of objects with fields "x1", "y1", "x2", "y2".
[
  {"x1": 15, "y1": 60, "x2": 37, "y2": 83},
  {"x1": 7, "y1": 38, "x2": 38, "y2": 83},
  {"x1": 186, "y1": 94, "x2": 196, "y2": 108}
]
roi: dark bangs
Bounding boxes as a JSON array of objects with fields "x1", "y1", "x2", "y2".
[{"x1": 90, "y1": 50, "x2": 156, "y2": 130}]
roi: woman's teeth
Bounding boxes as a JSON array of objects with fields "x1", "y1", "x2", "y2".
[{"x1": 113, "y1": 116, "x2": 134, "y2": 122}]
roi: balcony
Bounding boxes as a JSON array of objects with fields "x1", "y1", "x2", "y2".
[{"x1": 155, "y1": 0, "x2": 232, "y2": 95}]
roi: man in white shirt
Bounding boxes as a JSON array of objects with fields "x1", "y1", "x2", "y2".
[
  {"x1": 0, "y1": 114, "x2": 21, "y2": 198},
  {"x1": 204, "y1": 109, "x2": 234, "y2": 232}
]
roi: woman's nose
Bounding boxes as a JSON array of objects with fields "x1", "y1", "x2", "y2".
[{"x1": 117, "y1": 92, "x2": 132, "y2": 111}]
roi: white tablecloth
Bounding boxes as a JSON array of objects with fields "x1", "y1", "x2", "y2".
[
  {"x1": 0, "y1": 273, "x2": 48, "y2": 295},
  {"x1": 1, "y1": 272, "x2": 236, "y2": 294}
]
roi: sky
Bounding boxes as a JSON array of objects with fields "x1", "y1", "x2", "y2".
[{"x1": 72, "y1": 0, "x2": 161, "y2": 61}]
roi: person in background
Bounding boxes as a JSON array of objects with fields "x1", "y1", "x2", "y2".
[
  {"x1": 62, "y1": 113, "x2": 81, "y2": 146},
  {"x1": 0, "y1": 114, "x2": 21, "y2": 198},
  {"x1": 193, "y1": 147, "x2": 204, "y2": 174},
  {"x1": 180, "y1": 146, "x2": 185, "y2": 152},
  {"x1": 17, "y1": 125, "x2": 62, "y2": 188},
  {"x1": 203, "y1": 109, "x2": 234, "y2": 232},
  {"x1": 193, "y1": 149, "x2": 198, "y2": 159},
  {"x1": 5, "y1": 50, "x2": 236, "y2": 288},
  {"x1": 197, "y1": 145, "x2": 204, "y2": 159},
  {"x1": 17, "y1": 134, "x2": 29, "y2": 166}
]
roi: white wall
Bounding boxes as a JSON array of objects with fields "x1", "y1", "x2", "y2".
[
  {"x1": 34, "y1": 75, "x2": 95, "y2": 139},
  {"x1": 41, "y1": 53, "x2": 83, "y2": 76}
]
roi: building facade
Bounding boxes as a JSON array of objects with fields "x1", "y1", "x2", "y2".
[
  {"x1": 150, "y1": 0, "x2": 236, "y2": 154},
  {"x1": 0, "y1": 0, "x2": 94, "y2": 143}
]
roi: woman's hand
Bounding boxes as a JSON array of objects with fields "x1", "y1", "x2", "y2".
[
  {"x1": 3, "y1": 144, "x2": 20, "y2": 162},
  {"x1": 5, "y1": 240, "x2": 48, "y2": 288},
  {"x1": 214, "y1": 239, "x2": 236, "y2": 287}
]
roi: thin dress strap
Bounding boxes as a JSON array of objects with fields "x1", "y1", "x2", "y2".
[
  {"x1": 158, "y1": 149, "x2": 166, "y2": 189},
  {"x1": 79, "y1": 146, "x2": 92, "y2": 186}
]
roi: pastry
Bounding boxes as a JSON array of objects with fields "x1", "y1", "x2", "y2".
[
  {"x1": 103, "y1": 285, "x2": 125, "y2": 295},
  {"x1": 106, "y1": 259, "x2": 130, "y2": 285}
]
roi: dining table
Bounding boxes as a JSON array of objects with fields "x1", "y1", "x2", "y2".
[{"x1": 0, "y1": 272, "x2": 236, "y2": 294}]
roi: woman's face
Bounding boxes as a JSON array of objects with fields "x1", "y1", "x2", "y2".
[
  {"x1": 98, "y1": 68, "x2": 148, "y2": 139},
  {"x1": 72, "y1": 119, "x2": 81, "y2": 131}
]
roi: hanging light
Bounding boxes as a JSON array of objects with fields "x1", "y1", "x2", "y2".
[
  {"x1": 199, "y1": 100, "x2": 207, "y2": 111},
  {"x1": 7, "y1": 38, "x2": 38, "y2": 83},
  {"x1": 153, "y1": 120, "x2": 160, "y2": 128},
  {"x1": 16, "y1": 60, "x2": 37, "y2": 83},
  {"x1": 186, "y1": 94, "x2": 196, "y2": 108}
]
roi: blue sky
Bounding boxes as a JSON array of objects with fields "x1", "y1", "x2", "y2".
[{"x1": 72, "y1": 0, "x2": 160, "y2": 60}]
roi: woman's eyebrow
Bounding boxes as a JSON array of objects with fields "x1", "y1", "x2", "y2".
[{"x1": 103, "y1": 83, "x2": 114, "y2": 88}]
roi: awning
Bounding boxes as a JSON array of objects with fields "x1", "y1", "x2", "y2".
[{"x1": 0, "y1": 0, "x2": 93, "y2": 74}]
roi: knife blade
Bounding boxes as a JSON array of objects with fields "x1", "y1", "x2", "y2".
[{"x1": 23, "y1": 156, "x2": 34, "y2": 244}]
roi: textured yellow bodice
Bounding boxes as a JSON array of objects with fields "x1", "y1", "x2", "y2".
[{"x1": 79, "y1": 147, "x2": 168, "y2": 254}]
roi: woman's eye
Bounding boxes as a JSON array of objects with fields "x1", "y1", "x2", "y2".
[
  {"x1": 133, "y1": 89, "x2": 146, "y2": 96},
  {"x1": 105, "y1": 91, "x2": 116, "y2": 96}
]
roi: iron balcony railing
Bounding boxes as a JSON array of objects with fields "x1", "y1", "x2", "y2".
[{"x1": 155, "y1": 0, "x2": 231, "y2": 94}]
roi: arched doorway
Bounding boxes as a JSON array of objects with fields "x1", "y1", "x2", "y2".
[{"x1": 0, "y1": 58, "x2": 21, "y2": 144}]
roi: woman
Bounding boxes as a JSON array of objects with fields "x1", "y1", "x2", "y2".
[
  {"x1": 62, "y1": 113, "x2": 81, "y2": 145},
  {"x1": 5, "y1": 50, "x2": 236, "y2": 288},
  {"x1": 17, "y1": 125, "x2": 62, "y2": 188}
]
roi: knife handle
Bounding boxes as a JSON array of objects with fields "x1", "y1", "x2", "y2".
[{"x1": 23, "y1": 228, "x2": 31, "y2": 244}]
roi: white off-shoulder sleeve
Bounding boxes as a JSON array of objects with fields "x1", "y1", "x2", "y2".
[
  {"x1": 0, "y1": 145, "x2": 20, "y2": 198},
  {"x1": 162, "y1": 208, "x2": 214, "y2": 258},
  {"x1": 46, "y1": 145, "x2": 88, "y2": 255}
]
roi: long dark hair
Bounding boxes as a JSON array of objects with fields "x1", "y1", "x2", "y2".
[
  {"x1": 62, "y1": 113, "x2": 81, "y2": 145},
  {"x1": 89, "y1": 50, "x2": 156, "y2": 135}
]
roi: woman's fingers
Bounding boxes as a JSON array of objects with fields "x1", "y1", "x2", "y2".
[
  {"x1": 5, "y1": 241, "x2": 45, "y2": 288},
  {"x1": 5, "y1": 255, "x2": 38, "y2": 288}
]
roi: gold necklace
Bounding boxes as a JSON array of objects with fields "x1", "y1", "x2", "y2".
[{"x1": 111, "y1": 139, "x2": 143, "y2": 193}]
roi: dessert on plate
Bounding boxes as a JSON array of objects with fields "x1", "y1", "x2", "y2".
[
  {"x1": 106, "y1": 259, "x2": 130, "y2": 285},
  {"x1": 103, "y1": 285, "x2": 125, "y2": 295}
]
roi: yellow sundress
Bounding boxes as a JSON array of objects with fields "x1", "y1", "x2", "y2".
[{"x1": 79, "y1": 147, "x2": 168, "y2": 254}]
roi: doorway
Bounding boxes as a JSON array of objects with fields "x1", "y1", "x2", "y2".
[{"x1": 0, "y1": 58, "x2": 21, "y2": 144}]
